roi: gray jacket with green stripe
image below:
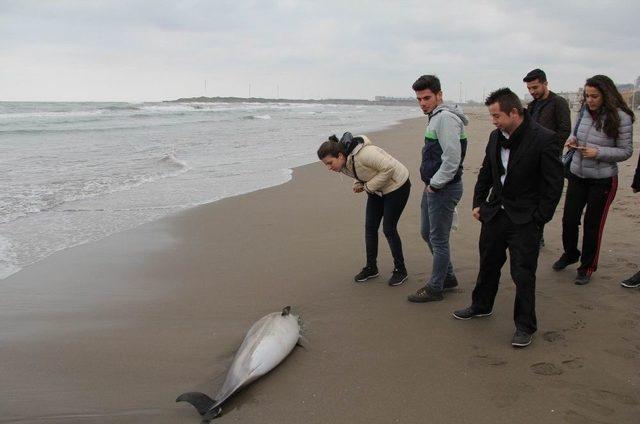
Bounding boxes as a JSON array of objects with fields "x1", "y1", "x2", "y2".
[{"x1": 421, "y1": 104, "x2": 469, "y2": 190}]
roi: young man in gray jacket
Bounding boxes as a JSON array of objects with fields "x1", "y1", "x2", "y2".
[{"x1": 408, "y1": 75, "x2": 469, "y2": 302}]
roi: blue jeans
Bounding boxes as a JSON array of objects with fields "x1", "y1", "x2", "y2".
[{"x1": 420, "y1": 180, "x2": 463, "y2": 291}]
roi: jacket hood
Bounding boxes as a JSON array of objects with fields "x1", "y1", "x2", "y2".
[
  {"x1": 430, "y1": 104, "x2": 469, "y2": 125},
  {"x1": 340, "y1": 133, "x2": 370, "y2": 157}
]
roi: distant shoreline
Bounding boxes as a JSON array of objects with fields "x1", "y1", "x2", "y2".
[{"x1": 165, "y1": 95, "x2": 420, "y2": 107}]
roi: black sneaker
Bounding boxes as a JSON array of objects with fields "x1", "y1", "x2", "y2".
[
  {"x1": 443, "y1": 274, "x2": 459, "y2": 292},
  {"x1": 574, "y1": 270, "x2": 590, "y2": 285},
  {"x1": 552, "y1": 253, "x2": 579, "y2": 271},
  {"x1": 621, "y1": 271, "x2": 640, "y2": 288},
  {"x1": 354, "y1": 265, "x2": 379, "y2": 282},
  {"x1": 388, "y1": 269, "x2": 408, "y2": 286},
  {"x1": 452, "y1": 306, "x2": 493, "y2": 320},
  {"x1": 511, "y1": 329, "x2": 533, "y2": 348},
  {"x1": 407, "y1": 286, "x2": 443, "y2": 303}
]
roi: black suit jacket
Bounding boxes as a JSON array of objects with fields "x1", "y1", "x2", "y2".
[{"x1": 473, "y1": 120, "x2": 563, "y2": 225}]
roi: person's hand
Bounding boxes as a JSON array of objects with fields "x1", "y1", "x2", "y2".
[
  {"x1": 564, "y1": 136, "x2": 578, "y2": 150},
  {"x1": 577, "y1": 146, "x2": 598, "y2": 158},
  {"x1": 425, "y1": 185, "x2": 434, "y2": 193},
  {"x1": 353, "y1": 185, "x2": 364, "y2": 193},
  {"x1": 472, "y1": 207, "x2": 481, "y2": 221}
]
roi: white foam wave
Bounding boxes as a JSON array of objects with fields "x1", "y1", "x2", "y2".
[
  {"x1": 0, "y1": 236, "x2": 20, "y2": 280},
  {"x1": 159, "y1": 152, "x2": 189, "y2": 168}
]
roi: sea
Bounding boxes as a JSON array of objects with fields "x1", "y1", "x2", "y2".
[{"x1": 0, "y1": 100, "x2": 421, "y2": 279}]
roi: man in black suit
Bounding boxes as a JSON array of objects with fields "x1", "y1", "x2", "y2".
[{"x1": 453, "y1": 88, "x2": 563, "y2": 348}]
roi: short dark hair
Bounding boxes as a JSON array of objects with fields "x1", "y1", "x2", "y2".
[
  {"x1": 317, "y1": 137, "x2": 346, "y2": 160},
  {"x1": 412, "y1": 75, "x2": 441, "y2": 93},
  {"x1": 484, "y1": 88, "x2": 524, "y2": 116},
  {"x1": 523, "y1": 68, "x2": 547, "y2": 83}
]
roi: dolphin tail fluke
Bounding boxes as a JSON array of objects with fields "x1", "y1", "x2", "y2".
[{"x1": 176, "y1": 391, "x2": 217, "y2": 416}]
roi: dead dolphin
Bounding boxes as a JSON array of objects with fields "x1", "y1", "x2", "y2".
[{"x1": 177, "y1": 306, "x2": 301, "y2": 421}]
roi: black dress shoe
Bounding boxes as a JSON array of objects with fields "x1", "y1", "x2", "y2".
[
  {"x1": 511, "y1": 329, "x2": 533, "y2": 347},
  {"x1": 552, "y1": 253, "x2": 579, "y2": 271},
  {"x1": 452, "y1": 305, "x2": 493, "y2": 320}
]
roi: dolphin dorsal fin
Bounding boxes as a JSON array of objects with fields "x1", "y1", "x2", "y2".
[{"x1": 281, "y1": 306, "x2": 291, "y2": 316}]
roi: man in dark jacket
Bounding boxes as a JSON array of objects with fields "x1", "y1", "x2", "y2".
[
  {"x1": 523, "y1": 68, "x2": 571, "y2": 247},
  {"x1": 621, "y1": 153, "x2": 640, "y2": 288},
  {"x1": 523, "y1": 68, "x2": 571, "y2": 147},
  {"x1": 452, "y1": 88, "x2": 563, "y2": 348}
]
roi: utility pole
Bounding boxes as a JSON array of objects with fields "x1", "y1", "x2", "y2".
[
  {"x1": 459, "y1": 82, "x2": 463, "y2": 104},
  {"x1": 204, "y1": 80, "x2": 207, "y2": 96},
  {"x1": 632, "y1": 76, "x2": 638, "y2": 111},
  {"x1": 248, "y1": 83, "x2": 251, "y2": 98}
]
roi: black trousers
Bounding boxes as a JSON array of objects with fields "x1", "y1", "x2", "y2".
[
  {"x1": 365, "y1": 179, "x2": 411, "y2": 270},
  {"x1": 562, "y1": 174, "x2": 618, "y2": 276},
  {"x1": 471, "y1": 209, "x2": 541, "y2": 334}
]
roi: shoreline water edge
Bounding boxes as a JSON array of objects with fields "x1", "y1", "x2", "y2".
[{"x1": 0, "y1": 101, "x2": 421, "y2": 279}]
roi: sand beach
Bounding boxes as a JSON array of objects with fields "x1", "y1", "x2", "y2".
[{"x1": 1, "y1": 111, "x2": 639, "y2": 423}]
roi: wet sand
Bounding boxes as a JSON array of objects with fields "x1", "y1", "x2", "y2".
[{"x1": 1, "y1": 110, "x2": 639, "y2": 423}]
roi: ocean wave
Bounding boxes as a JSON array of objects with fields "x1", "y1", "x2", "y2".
[
  {"x1": 0, "y1": 235, "x2": 20, "y2": 280},
  {"x1": 1, "y1": 154, "x2": 191, "y2": 226},
  {"x1": 0, "y1": 109, "x2": 106, "y2": 120},
  {"x1": 159, "y1": 152, "x2": 189, "y2": 169},
  {"x1": 242, "y1": 114, "x2": 272, "y2": 120}
]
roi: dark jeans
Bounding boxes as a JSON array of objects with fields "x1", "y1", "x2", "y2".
[
  {"x1": 471, "y1": 209, "x2": 541, "y2": 334},
  {"x1": 562, "y1": 174, "x2": 618, "y2": 276},
  {"x1": 365, "y1": 179, "x2": 411, "y2": 270}
]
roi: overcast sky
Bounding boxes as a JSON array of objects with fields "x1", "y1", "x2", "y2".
[{"x1": 1, "y1": 0, "x2": 638, "y2": 102}]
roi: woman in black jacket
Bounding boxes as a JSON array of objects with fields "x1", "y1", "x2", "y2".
[{"x1": 621, "y1": 153, "x2": 640, "y2": 288}]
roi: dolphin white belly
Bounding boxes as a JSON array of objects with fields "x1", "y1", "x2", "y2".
[{"x1": 177, "y1": 306, "x2": 301, "y2": 421}]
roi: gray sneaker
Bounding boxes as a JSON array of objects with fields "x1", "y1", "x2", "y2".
[
  {"x1": 408, "y1": 286, "x2": 443, "y2": 303},
  {"x1": 621, "y1": 271, "x2": 640, "y2": 288},
  {"x1": 452, "y1": 306, "x2": 493, "y2": 320},
  {"x1": 443, "y1": 274, "x2": 459, "y2": 291},
  {"x1": 511, "y1": 329, "x2": 533, "y2": 348}
]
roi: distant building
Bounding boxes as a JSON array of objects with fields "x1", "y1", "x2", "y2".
[
  {"x1": 557, "y1": 90, "x2": 582, "y2": 109},
  {"x1": 374, "y1": 96, "x2": 414, "y2": 102}
]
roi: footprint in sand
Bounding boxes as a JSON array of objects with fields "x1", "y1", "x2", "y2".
[
  {"x1": 617, "y1": 319, "x2": 638, "y2": 330},
  {"x1": 468, "y1": 354, "x2": 507, "y2": 368},
  {"x1": 569, "y1": 394, "x2": 615, "y2": 417},
  {"x1": 603, "y1": 348, "x2": 639, "y2": 360},
  {"x1": 561, "y1": 357, "x2": 584, "y2": 369},
  {"x1": 530, "y1": 362, "x2": 563, "y2": 375},
  {"x1": 542, "y1": 331, "x2": 566, "y2": 343},
  {"x1": 568, "y1": 319, "x2": 586, "y2": 331},
  {"x1": 490, "y1": 383, "x2": 534, "y2": 408},
  {"x1": 564, "y1": 410, "x2": 615, "y2": 424},
  {"x1": 594, "y1": 389, "x2": 639, "y2": 406}
]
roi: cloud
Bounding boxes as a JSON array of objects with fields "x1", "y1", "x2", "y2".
[{"x1": 1, "y1": 0, "x2": 638, "y2": 101}]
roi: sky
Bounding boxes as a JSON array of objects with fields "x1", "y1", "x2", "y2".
[{"x1": 1, "y1": 0, "x2": 639, "y2": 102}]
